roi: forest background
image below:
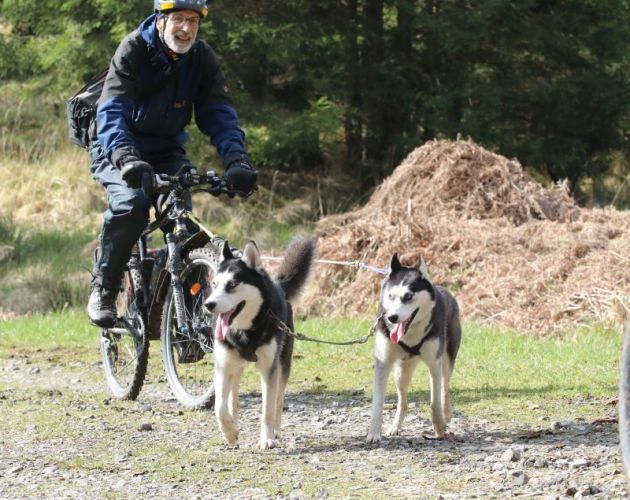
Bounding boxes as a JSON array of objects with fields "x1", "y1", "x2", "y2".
[{"x1": 1, "y1": 0, "x2": 629, "y2": 204}]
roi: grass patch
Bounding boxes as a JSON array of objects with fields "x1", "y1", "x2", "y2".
[
  {"x1": 0, "y1": 227, "x2": 94, "y2": 314},
  {"x1": 287, "y1": 318, "x2": 622, "y2": 425},
  {"x1": 454, "y1": 322, "x2": 621, "y2": 423},
  {"x1": 0, "y1": 309, "x2": 95, "y2": 347},
  {"x1": 1, "y1": 311, "x2": 621, "y2": 422}
]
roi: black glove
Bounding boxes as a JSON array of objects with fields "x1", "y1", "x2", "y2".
[
  {"x1": 120, "y1": 160, "x2": 155, "y2": 196},
  {"x1": 224, "y1": 153, "x2": 258, "y2": 195}
]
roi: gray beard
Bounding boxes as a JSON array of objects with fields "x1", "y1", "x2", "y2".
[{"x1": 163, "y1": 30, "x2": 193, "y2": 54}]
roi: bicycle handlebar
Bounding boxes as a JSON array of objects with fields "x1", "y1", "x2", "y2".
[{"x1": 154, "y1": 165, "x2": 255, "y2": 198}]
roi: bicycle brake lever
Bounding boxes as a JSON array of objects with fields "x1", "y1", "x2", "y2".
[
  {"x1": 154, "y1": 174, "x2": 171, "y2": 191},
  {"x1": 207, "y1": 178, "x2": 227, "y2": 196}
]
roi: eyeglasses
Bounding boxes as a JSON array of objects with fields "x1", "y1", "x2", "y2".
[{"x1": 168, "y1": 13, "x2": 201, "y2": 28}]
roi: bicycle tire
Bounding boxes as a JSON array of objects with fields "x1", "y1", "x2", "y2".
[
  {"x1": 620, "y1": 321, "x2": 630, "y2": 481},
  {"x1": 161, "y1": 247, "x2": 218, "y2": 409},
  {"x1": 100, "y1": 266, "x2": 149, "y2": 400}
]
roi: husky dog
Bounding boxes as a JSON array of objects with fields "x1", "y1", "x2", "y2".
[
  {"x1": 204, "y1": 236, "x2": 316, "y2": 449},
  {"x1": 367, "y1": 253, "x2": 461, "y2": 443}
]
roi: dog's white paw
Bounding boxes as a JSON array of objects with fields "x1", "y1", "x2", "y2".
[
  {"x1": 366, "y1": 430, "x2": 382, "y2": 444},
  {"x1": 384, "y1": 425, "x2": 401, "y2": 437},
  {"x1": 221, "y1": 426, "x2": 239, "y2": 447},
  {"x1": 258, "y1": 438, "x2": 277, "y2": 450}
]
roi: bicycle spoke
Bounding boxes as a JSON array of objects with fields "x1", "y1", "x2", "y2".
[
  {"x1": 161, "y1": 247, "x2": 216, "y2": 408},
  {"x1": 100, "y1": 268, "x2": 149, "y2": 401}
]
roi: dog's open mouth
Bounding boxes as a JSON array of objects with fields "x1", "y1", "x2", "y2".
[
  {"x1": 389, "y1": 308, "x2": 418, "y2": 344},
  {"x1": 214, "y1": 301, "x2": 245, "y2": 341}
]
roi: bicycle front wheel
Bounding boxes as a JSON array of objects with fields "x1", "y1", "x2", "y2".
[
  {"x1": 161, "y1": 247, "x2": 218, "y2": 409},
  {"x1": 100, "y1": 267, "x2": 149, "y2": 400}
]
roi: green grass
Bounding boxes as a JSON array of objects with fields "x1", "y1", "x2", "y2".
[
  {"x1": 288, "y1": 318, "x2": 622, "y2": 425},
  {"x1": 454, "y1": 322, "x2": 621, "y2": 423},
  {"x1": 0, "y1": 220, "x2": 95, "y2": 313},
  {"x1": 0, "y1": 309, "x2": 95, "y2": 347},
  {"x1": 1, "y1": 311, "x2": 622, "y2": 424}
]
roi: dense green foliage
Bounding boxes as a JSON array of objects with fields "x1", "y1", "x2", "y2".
[{"x1": 1, "y1": 0, "x2": 629, "y2": 196}]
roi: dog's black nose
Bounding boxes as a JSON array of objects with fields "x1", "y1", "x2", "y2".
[
  {"x1": 387, "y1": 314, "x2": 398, "y2": 323},
  {"x1": 205, "y1": 301, "x2": 216, "y2": 311}
]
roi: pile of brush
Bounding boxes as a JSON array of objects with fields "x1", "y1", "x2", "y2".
[{"x1": 303, "y1": 139, "x2": 630, "y2": 335}]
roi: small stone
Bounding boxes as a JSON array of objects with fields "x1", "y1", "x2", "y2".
[
  {"x1": 534, "y1": 457, "x2": 549, "y2": 468},
  {"x1": 138, "y1": 403, "x2": 152, "y2": 413},
  {"x1": 511, "y1": 471, "x2": 528, "y2": 486},
  {"x1": 570, "y1": 458, "x2": 588, "y2": 469},
  {"x1": 579, "y1": 485, "x2": 601, "y2": 496},
  {"x1": 42, "y1": 465, "x2": 57, "y2": 475},
  {"x1": 139, "y1": 423, "x2": 153, "y2": 431},
  {"x1": 501, "y1": 447, "x2": 521, "y2": 462}
]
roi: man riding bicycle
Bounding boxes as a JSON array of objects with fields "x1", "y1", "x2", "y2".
[{"x1": 87, "y1": 0, "x2": 257, "y2": 327}]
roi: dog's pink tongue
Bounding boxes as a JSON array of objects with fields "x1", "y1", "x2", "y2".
[
  {"x1": 390, "y1": 323, "x2": 404, "y2": 344},
  {"x1": 214, "y1": 312, "x2": 231, "y2": 341}
]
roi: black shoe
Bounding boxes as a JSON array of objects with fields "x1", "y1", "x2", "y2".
[{"x1": 87, "y1": 285, "x2": 118, "y2": 328}]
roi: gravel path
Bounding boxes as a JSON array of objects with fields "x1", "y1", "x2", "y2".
[{"x1": 0, "y1": 350, "x2": 627, "y2": 498}]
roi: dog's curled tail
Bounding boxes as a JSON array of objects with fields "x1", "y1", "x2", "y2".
[{"x1": 275, "y1": 235, "x2": 317, "y2": 304}]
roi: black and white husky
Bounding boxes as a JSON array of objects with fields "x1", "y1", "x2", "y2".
[
  {"x1": 367, "y1": 253, "x2": 462, "y2": 443},
  {"x1": 204, "y1": 236, "x2": 316, "y2": 449}
]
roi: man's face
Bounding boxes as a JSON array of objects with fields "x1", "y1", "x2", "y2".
[{"x1": 157, "y1": 9, "x2": 200, "y2": 54}]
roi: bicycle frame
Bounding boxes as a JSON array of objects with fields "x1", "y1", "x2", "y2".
[{"x1": 136, "y1": 166, "x2": 231, "y2": 340}]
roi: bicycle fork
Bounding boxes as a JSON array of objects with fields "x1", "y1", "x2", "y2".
[{"x1": 165, "y1": 233, "x2": 189, "y2": 335}]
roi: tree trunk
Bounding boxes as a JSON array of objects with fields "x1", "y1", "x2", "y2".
[
  {"x1": 344, "y1": 0, "x2": 364, "y2": 180},
  {"x1": 362, "y1": 0, "x2": 385, "y2": 189}
]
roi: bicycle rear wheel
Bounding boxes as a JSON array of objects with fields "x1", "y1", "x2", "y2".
[
  {"x1": 100, "y1": 267, "x2": 149, "y2": 400},
  {"x1": 161, "y1": 247, "x2": 218, "y2": 409}
]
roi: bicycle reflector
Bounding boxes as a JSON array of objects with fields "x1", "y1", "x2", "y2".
[{"x1": 190, "y1": 282, "x2": 202, "y2": 296}]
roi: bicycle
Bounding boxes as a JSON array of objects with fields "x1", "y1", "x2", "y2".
[{"x1": 99, "y1": 164, "x2": 245, "y2": 408}]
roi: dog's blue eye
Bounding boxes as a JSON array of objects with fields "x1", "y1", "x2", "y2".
[
  {"x1": 402, "y1": 293, "x2": 413, "y2": 303},
  {"x1": 226, "y1": 280, "x2": 236, "y2": 292}
]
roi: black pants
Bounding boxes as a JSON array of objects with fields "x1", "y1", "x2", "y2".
[{"x1": 89, "y1": 144, "x2": 191, "y2": 290}]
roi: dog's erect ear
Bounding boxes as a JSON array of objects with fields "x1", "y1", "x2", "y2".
[
  {"x1": 390, "y1": 253, "x2": 402, "y2": 275},
  {"x1": 221, "y1": 240, "x2": 234, "y2": 261},
  {"x1": 242, "y1": 240, "x2": 261, "y2": 269},
  {"x1": 418, "y1": 256, "x2": 431, "y2": 281}
]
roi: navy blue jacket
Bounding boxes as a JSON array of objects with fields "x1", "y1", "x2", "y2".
[{"x1": 96, "y1": 14, "x2": 245, "y2": 167}]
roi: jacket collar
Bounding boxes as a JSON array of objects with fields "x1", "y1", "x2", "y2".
[{"x1": 138, "y1": 14, "x2": 197, "y2": 73}]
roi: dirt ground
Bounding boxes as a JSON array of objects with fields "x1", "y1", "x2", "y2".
[{"x1": 1, "y1": 346, "x2": 626, "y2": 499}]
